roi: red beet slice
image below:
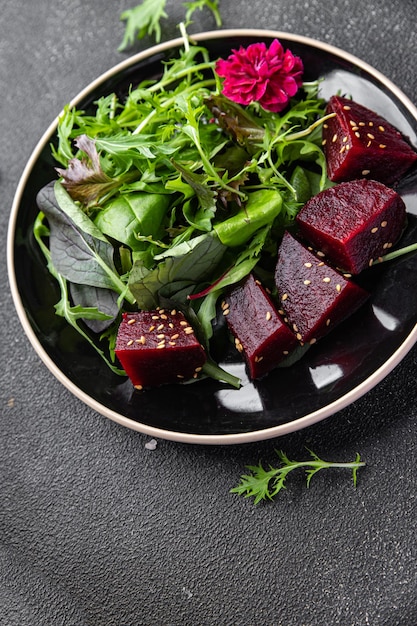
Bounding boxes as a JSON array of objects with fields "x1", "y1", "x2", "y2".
[
  {"x1": 274, "y1": 232, "x2": 369, "y2": 344},
  {"x1": 296, "y1": 178, "x2": 406, "y2": 274},
  {"x1": 223, "y1": 274, "x2": 298, "y2": 379},
  {"x1": 323, "y1": 95, "x2": 417, "y2": 185},
  {"x1": 115, "y1": 310, "x2": 206, "y2": 388}
]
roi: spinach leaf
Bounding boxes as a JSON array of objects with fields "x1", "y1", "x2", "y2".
[
  {"x1": 128, "y1": 231, "x2": 226, "y2": 309},
  {"x1": 37, "y1": 182, "x2": 134, "y2": 303}
]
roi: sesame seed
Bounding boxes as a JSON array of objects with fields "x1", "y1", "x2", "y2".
[
  {"x1": 369, "y1": 258, "x2": 374, "y2": 266},
  {"x1": 168, "y1": 341, "x2": 176, "y2": 346},
  {"x1": 342, "y1": 136, "x2": 348, "y2": 143},
  {"x1": 171, "y1": 333, "x2": 179, "y2": 340},
  {"x1": 195, "y1": 366, "x2": 202, "y2": 373},
  {"x1": 157, "y1": 324, "x2": 164, "y2": 331},
  {"x1": 134, "y1": 384, "x2": 143, "y2": 390},
  {"x1": 371, "y1": 227, "x2": 378, "y2": 233},
  {"x1": 303, "y1": 279, "x2": 311, "y2": 285},
  {"x1": 309, "y1": 338, "x2": 317, "y2": 345},
  {"x1": 136, "y1": 336, "x2": 146, "y2": 345},
  {"x1": 359, "y1": 121, "x2": 366, "y2": 126},
  {"x1": 323, "y1": 277, "x2": 331, "y2": 283},
  {"x1": 322, "y1": 139, "x2": 327, "y2": 146},
  {"x1": 336, "y1": 284, "x2": 341, "y2": 292},
  {"x1": 184, "y1": 327, "x2": 194, "y2": 334},
  {"x1": 379, "y1": 144, "x2": 386, "y2": 149},
  {"x1": 355, "y1": 131, "x2": 361, "y2": 138},
  {"x1": 366, "y1": 141, "x2": 372, "y2": 148},
  {"x1": 169, "y1": 323, "x2": 174, "y2": 329},
  {"x1": 127, "y1": 339, "x2": 134, "y2": 346},
  {"x1": 254, "y1": 355, "x2": 264, "y2": 363},
  {"x1": 317, "y1": 251, "x2": 325, "y2": 258},
  {"x1": 278, "y1": 309, "x2": 285, "y2": 315},
  {"x1": 177, "y1": 374, "x2": 185, "y2": 379},
  {"x1": 156, "y1": 334, "x2": 165, "y2": 339},
  {"x1": 296, "y1": 333, "x2": 302, "y2": 341},
  {"x1": 323, "y1": 123, "x2": 328, "y2": 128},
  {"x1": 160, "y1": 314, "x2": 168, "y2": 320},
  {"x1": 281, "y1": 293, "x2": 288, "y2": 301},
  {"x1": 339, "y1": 146, "x2": 346, "y2": 154},
  {"x1": 362, "y1": 169, "x2": 370, "y2": 175},
  {"x1": 127, "y1": 318, "x2": 136, "y2": 325},
  {"x1": 171, "y1": 309, "x2": 177, "y2": 315},
  {"x1": 265, "y1": 311, "x2": 272, "y2": 321},
  {"x1": 378, "y1": 125, "x2": 385, "y2": 132},
  {"x1": 223, "y1": 308, "x2": 230, "y2": 316},
  {"x1": 349, "y1": 120, "x2": 356, "y2": 126},
  {"x1": 293, "y1": 323, "x2": 298, "y2": 332},
  {"x1": 180, "y1": 321, "x2": 188, "y2": 326},
  {"x1": 343, "y1": 105, "x2": 351, "y2": 110},
  {"x1": 151, "y1": 315, "x2": 160, "y2": 320},
  {"x1": 156, "y1": 343, "x2": 165, "y2": 349},
  {"x1": 381, "y1": 220, "x2": 387, "y2": 227},
  {"x1": 332, "y1": 133, "x2": 338, "y2": 143},
  {"x1": 351, "y1": 125, "x2": 359, "y2": 131},
  {"x1": 149, "y1": 325, "x2": 155, "y2": 332},
  {"x1": 368, "y1": 121, "x2": 374, "y2": 127},
  {"x1": 326, "y1": 319, "x2": 331, "y2": 326},
  {"x1": 318, "y1": 262, "x2": 325, "y2": 267},
  {"x1": 304, "y1": 262, "x2": 312, "y2": 268},
  {"x1": 255, "y1": 279, "x2": 261, "y2": 285},
  {"x1": 221, "y1": 301, "x2": 229, "y2": 310}
]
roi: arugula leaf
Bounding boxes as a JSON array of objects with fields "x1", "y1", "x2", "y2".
[{"x1": 118, "y1": 0, "x2": 168, "y2": 50}]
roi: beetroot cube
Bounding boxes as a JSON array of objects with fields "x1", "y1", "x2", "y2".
[
  {"x1": 115, "y1": 310, "x2": 206, "y2": 388},
  {"x1": 323, "y1": 95, "x2": 417, "y2": 185},
  {"x1": 296, "y1": 178, "x2": 406, "y2": 274},
  {"x1": 274, "y1": 232, "x2": 369, "y2": 344},
  {"x1": 223, "y1": 274, "x2": 298, "y2": 379}
]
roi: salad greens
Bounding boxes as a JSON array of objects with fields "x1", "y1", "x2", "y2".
[
  {"x1": 34, "y1": 30, "x2": 331, "y2": 386},
  {"x1": 118, "y1": 0, "x2": 222, "y2": 50},
  {"x1": 231, "y1": 449, "x2": 365, "y2": 504}
]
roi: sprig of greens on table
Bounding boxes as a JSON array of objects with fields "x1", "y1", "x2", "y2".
[
  {"x1": 118, "y1": 0, "x2": 222, "y2": 50},
  {"x1": 231, "y1": 449, "x2": 365, "y2": 504},
  {"x1": 34, "y1": 30, "x2": 329, "y2": 386}
]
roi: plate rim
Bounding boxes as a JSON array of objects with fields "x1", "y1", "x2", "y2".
[{"x1": 7, "y1": 28, "x2": 417, "y2": 445}]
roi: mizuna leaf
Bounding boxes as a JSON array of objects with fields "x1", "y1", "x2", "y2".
[{"x1": 118, "y1": 0, "x2": 168, "y2": 50}]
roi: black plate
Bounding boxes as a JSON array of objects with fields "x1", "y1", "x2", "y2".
[{"x1": 7, "y1": 29, "x2": 417, "y2": 444}]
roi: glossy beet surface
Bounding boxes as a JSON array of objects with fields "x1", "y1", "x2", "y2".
[
  {"x1": 274, "y1": 232, "x2": 369, "y2": 344},
  {"x1": 224, "y1": 274, "x2": 298, "y2": 379},
  {"x1": 323, "y1": 95, "x2": 417, "y2": 184},
  {"x1": 115, "y1": 311, "x2": 206, "y2": 387},
  {"x1": 296, "y1": 179, "x2": 406, "y2": 274}
]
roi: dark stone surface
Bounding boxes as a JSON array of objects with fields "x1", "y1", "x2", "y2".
[{"x1": 1, "y1": 1, "x2": 416, "y2": 624}]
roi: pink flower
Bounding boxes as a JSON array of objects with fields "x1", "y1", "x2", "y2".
[{"x1": 215, "y1": 39, "x2": 304, "y2": 113}]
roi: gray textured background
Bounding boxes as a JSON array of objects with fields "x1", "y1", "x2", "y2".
[{"x1": 1, "y1": 1, "x2": 417, "y2": 625}]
